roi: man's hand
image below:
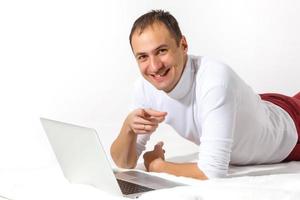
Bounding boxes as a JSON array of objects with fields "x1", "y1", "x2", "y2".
[
  {"x1": 143, "y1": 141, "x2": 165, "y2": 171},
  {"x1": 126, "y1": 108, "x2": 167, "y2": 135},
  {"x1": 110, "y1": 108, "x2": 167, "y2": 169},
  {"x1": 142, "y1": 142, "x2": 208, "y2": 180}
]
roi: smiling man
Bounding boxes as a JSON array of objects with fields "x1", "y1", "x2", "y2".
[
  {"x1": 131, "y1": 21, "x2": 187, "y2": 93},
  {"x1": 110, "y1": 10, "x2": 300, "y2": 179}
]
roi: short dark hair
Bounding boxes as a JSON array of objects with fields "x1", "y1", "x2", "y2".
[{"x1": 129, "y1": 10, "x2": 183, "y2": 47}]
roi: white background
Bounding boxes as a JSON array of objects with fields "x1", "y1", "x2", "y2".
[{"x1": 0, "y1": 0, "x2": 299, "y2": 170}]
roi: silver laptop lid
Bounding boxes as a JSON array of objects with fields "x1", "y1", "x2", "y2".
[{"x1": 40, "y1": 118, "x2": 122, "y2": 196}]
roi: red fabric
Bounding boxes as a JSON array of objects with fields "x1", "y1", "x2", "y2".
[
  {"x1": 259, "y1": 92, "x2": 300, "y2": 162},
  {"x1": 294, "y1": 92, "x2": 300, "y2": 99}
]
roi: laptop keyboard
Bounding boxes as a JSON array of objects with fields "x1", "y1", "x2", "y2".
[{"x1": 116, "y1": 179, "x2": 154, "y2": 195}]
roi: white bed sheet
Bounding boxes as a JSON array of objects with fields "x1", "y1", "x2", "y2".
[
  {"x1": 140, "y1": 161, "x2": 300, "y2": 200},
  {"x1": 1, "y1": 157, "x2": 300, "y2": 200}
]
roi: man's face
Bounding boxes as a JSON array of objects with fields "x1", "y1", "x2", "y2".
[{"x1": 131, "y1": 22, "x2": 188, "y2": 93}]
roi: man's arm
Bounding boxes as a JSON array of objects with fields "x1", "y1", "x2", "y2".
[
  {"x1": 110, "y1": 119, "x2": 138, "y2": 169},
  {"x1": 143, "y1": 142, "x2": 208, "y2": 180},
  {"x1": 150, "y1": 159, "x2": 208, "y2": 180},
  {"x1": 110, "y1": 108, "x2": 167, "y2": 169}
]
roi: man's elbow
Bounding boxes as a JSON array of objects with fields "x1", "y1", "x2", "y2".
[
  {"x1": 113, "y1": 157, "x2": 137, "y2": 169},
  {"x1": 116, "y1": 162, "x2": 137, "y2": 169},
  {"x1": 110, "y1": 148, "x2": 137, "y2": 169}
]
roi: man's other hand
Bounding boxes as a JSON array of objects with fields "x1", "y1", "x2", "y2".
[{"x1": 143, "y1": 141, "x2": 165, "y2": 171}]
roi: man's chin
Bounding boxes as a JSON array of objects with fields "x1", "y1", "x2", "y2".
[
  {"x1": 144, "y1": 77, "x2": 173, "y2": 92},
  {"x1": 154, "y1": 84, "x2": 173, "y2": 93}
]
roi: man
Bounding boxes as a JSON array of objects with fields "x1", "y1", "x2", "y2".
[{"x1": 110, "y1": 10, "x2": 300, "y2": 180}]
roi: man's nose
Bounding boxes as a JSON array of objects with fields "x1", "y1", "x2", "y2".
[{"x1": 149, "y1": 56, "x2": 162, "y2": 72}]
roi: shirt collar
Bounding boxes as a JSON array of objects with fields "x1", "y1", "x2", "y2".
[{"x1": 167, "y1": 55, "x2": 194, "y2": 99}]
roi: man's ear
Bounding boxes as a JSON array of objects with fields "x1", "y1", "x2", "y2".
[{"x1": 180, "y1": 36, "x2": 188, "y2": 52}]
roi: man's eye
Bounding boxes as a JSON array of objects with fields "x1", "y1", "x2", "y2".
[
  {"x1": 138, "y1": 55, "x2": 147, "y2": 61},
  {"x1": 158, "y1": 49, "x2": 167, "y2": 54}
]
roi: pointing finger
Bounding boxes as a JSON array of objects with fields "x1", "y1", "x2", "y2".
[{"x1": 143, "y1": 109, "x2": 167, "y2": 118}]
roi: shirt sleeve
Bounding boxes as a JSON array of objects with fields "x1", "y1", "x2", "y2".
[
  {"x1": 130, "y1": 79, "x2": 151, "y2": 158},
  {"x1": 197, "y1": 86, "x2": 237, "y2": 178}
]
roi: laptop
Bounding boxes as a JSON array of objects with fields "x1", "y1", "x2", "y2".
[{"x1": 40, "y1": 118, "x2": 184, "y2": 198}]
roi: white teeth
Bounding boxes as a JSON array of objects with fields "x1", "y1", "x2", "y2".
[{"x1": 155, "y1": 74, "x2": 164, "y2": 77}]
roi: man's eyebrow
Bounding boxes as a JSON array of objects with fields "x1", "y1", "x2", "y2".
[
  {"x1": 135, "y1": 44, "x2": 169, "y2": 57},
  {"x1": 135, "y1": 52, "x2": 146, "y2": 58},
  {"x1": 154, "y1": 44, "x2": 169, "y2": 51}
]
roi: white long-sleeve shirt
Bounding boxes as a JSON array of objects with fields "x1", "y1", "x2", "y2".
[{"x1": 132, "y1": 55, "x2": 298, "y2": 178}]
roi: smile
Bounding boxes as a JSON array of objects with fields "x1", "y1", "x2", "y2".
[{"x1": 151, "y1": 68, "x2": 170, "y2": 80}]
